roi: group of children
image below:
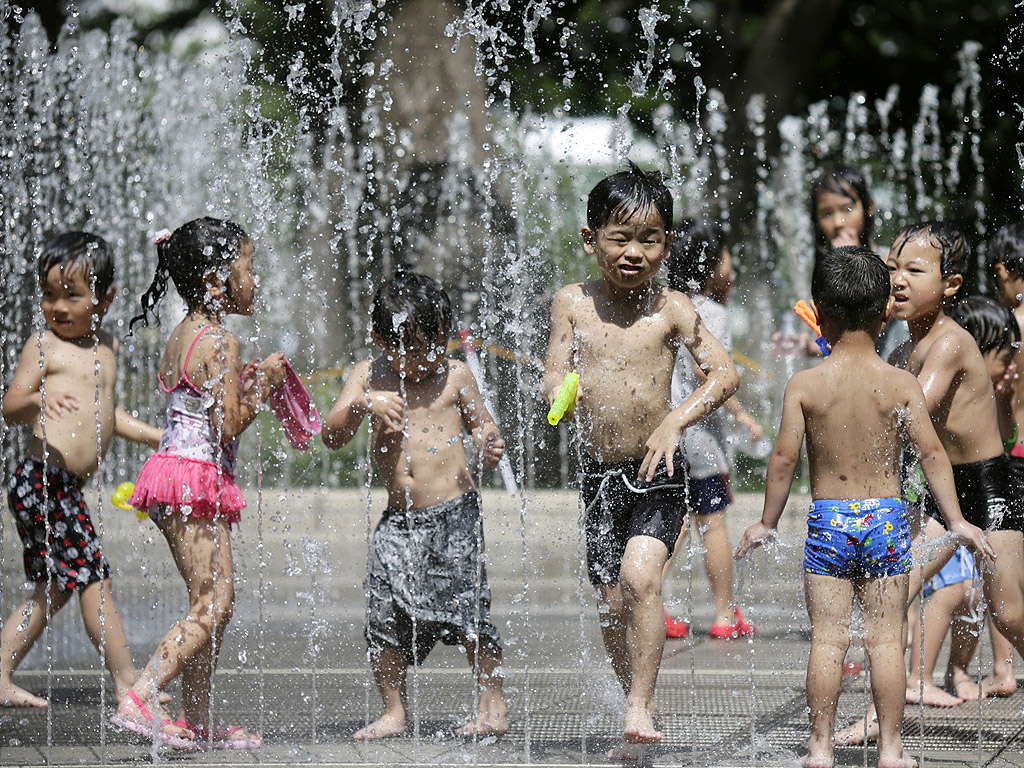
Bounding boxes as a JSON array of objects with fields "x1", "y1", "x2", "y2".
[{"x1": 0, "y1": 164, "x2": 1021, "y2": 767}]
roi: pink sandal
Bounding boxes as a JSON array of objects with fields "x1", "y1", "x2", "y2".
[
  {"x1": 176, "y1": 719, "x2": 262, "y2": 750},
  {"x1": 110, "y1": 691, "x2": 197, "y2": 750}
]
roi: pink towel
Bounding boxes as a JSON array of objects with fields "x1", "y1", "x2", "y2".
[{"x1": 267, "y1": 359, "x2": 321, "y2": 450}]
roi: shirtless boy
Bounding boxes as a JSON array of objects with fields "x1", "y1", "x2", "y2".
[
  {"x1": 735, "y1": 245, "x2": 993, "y2": 768},
  {"x1": 1, "y1": 232, "x2": 162, "y2": 708},
  {"x1": 322, "y1": 271, "x2": 508, "y2": 740},
  {"x1": 544, "y1": 163, "x2": 739, "y2": 752},
  {"x1": 837, "y1": 222, "x2": 1024, "y2": 745}
]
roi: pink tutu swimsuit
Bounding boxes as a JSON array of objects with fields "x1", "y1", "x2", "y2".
[{"x1": 129, "y1": 326, "x2": 245, "y2": 524}]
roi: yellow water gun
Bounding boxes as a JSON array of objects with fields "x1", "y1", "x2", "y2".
[
  {"x1": 547, "y1": 371, "x2": 579, "y2": 426},
  {"x1": 111, "y1": 481, "x2": 147, "y2": 522}
]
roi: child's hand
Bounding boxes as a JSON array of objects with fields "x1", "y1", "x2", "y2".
[
  {"x1": 256, "y1": 353, "x2": 287, "y2": 394},
  {"x1": 638, "y1": 415, "x2": 683, "y2": 481},
  {"x1": 830, "y1": 229, "x2": 860, "y2": 248},
  {"x1": 735, "y1": 411, "x2": 763, "y2": 442},
  {"x1": 367, "y1": 391, "x2": 404, "y2": 432},
  {"x1": 41, "y1": 391, "x2": 80, "y2": 420},
  {"x1": 734, "y1": 522, "x2": 775, "y2": 559},
  {"x1": 483, "y1": 431, "x2": 505, "y2": 467},
  {"x1": 995, "y1": 361, "x2": 1018, "y2": 397},
  {"x1": 949, "y1": 520, "x2": 996, "y2": 565}
]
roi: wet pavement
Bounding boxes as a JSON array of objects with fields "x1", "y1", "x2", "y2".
[{"x1": 1, "y1": 489, "x2": 1022, "y2": 766}]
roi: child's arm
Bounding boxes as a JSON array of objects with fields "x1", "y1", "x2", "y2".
[
  {"x1": 734, "y1": 377, "x2": 806, "y2": 558},
  {"x1": 902, "y1": 377, "x2": 996, "y2": 563},
  {"x1": 542, "y1": 287, "x2": 580, "y2": 412},
  {"x1": 639, "y1": 302, "x2": 739, "y2": 480},
  {"x1": 203, "y1": 330, "x2": 286, "y2": 440},
  {"x1": 321, "y1": 360, "x2": 404, "y2": 450},
  {"x1": 456, "y1": 363, "x2": 505, "y2": 467},
  {"x1": 2, "y1": 333, "x2": 80, "y2": 424},
  {"x1": 113, "y1": 407, "x2": 162, "y2": 449},
  {"x1": 913, "y1": 335, "x2": 961, "y2": 416}
]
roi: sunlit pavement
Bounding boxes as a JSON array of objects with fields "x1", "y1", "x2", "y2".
[{"x1": 2, "y1": 489, "x2": 1022, "y2": 766}]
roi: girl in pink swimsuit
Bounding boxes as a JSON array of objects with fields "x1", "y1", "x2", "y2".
[{"x1": 111, "y1": 218, "x2": 285, "y2": 750}]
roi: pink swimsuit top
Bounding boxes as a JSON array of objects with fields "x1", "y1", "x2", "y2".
[{"x1": 155, "y1": 325, "x2": 238, "y2": 476}]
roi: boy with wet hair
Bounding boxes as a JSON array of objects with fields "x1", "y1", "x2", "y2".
[
  {"x1": 1, "y1": 231, "x2": 162, "y2": 708},
  {"x1": 322, "y1": 270, "x2": 508, "y2": 741},
  {"x1": 735, "y1": 245, "x2": 992, "y2": 768},
  {"x1": 544, "y1": 162, "x2": 739, "y2": 752},
  {"x1": 836, "y1": 221, "x2": 1024, "y2": 747}
]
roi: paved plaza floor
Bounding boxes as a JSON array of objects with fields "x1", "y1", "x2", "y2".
[{"x1": 1, "y1": 489, "x2": 1022, "y2": 766}]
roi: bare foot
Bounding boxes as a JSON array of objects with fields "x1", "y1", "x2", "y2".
[
  {"x1": 905, "y1": 681, "x2": 962, "y2": 707},
  {"x1": 455, "y1": 699, "x2": 509, "y2": 738},
  {"x1": 833, "y1": 714, "x2": 878, "y2": 746},
  {"x1": 607, "y1": 742, "x2": 643, "y2": 761},
  {"x1": 623, "y1": 703, "x2": 662, "y2": 745},
  {"x1": 800, "y1": 752, "x2": 834, "y2": 768},
  {"x1": 878, "y1": 753, "x2": 917, "y2": 768},
  {"x1": 0, "y1": 681, "x2": 48, "y2": 708},
  {"x1": 981, "y1": 673, "x2": 1017, "y2": 698},
  {"x1": 353, "y1": 711, "x2": 406, "y2": 741},
  {"x1": 946, "y1": 670, "x2": 983, "y2": 702}
]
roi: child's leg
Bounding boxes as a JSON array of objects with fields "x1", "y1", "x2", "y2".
[
  {"x1": 597, "y1": 582, "x2": 631, "y2": 695},
  {"x1": 698, "y1": 509, "x2": 736, "y2": 626},
  {"x1": 117, "y1": 514, "x2": 232, "y2": 740},
  {"x1": 905, "y1": 583, "x2": 966, "y2": 706},
  {"x1": 0, "y1": 582, "x2": 71, "y2": 707},
  {"x1": 354, "y1": 647, "x2": 408, "y2": 740},
  {"x1": 618, "y1": 534, "x2": 670, "y2": 744},
  {"x1": 77, "y1": 579, "x2": 139, "y2": 697},
  {"x1": 456, "y1": 637, "x2": 509, "y2": 737},
  {"x1": 177, "y1": 524, "x2": 235, "y2": 729},
  {"x1": 980, "y1": 617, "x2": 1017, "y2": 696},
  {"x1": 981, "y1": 530, "x2": 1024, "y2": 657},
  {"x1": 804, "y1": 573, "x2": 854, "y2": 768},
  {"x1": 906, "y1": 518, "x2": 958, "y2": 604},
  {"x1": 859, "y1": 573, "x2": 912, "y2": 768}
]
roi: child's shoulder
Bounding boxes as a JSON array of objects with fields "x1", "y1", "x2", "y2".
[{"x1": 926, "y1": 316, "x2": 980, "y2": 367}]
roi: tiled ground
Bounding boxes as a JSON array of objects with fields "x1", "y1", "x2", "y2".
[{"x1": 1, "y1": 490, "x2": 1022, "y2": 766}]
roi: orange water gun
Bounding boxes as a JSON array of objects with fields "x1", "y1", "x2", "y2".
[{"x1": 793, "y1": 300, "x2": 830, "y2": 356}]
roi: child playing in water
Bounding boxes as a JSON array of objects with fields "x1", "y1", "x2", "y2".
[
  {"x1": 544, "y1": 163, "x2": 739, "y2": 752},
  {"x1": 0, "y1": 232, "x2": 162, "y2": 709},
  {"x1": 663, "y1": 218, "x2": 761, "y2": 639},
  {"x1": 112, "y1": 218, "x2": 286, "y2": 750},
  {"x1": 778, "y1": 165, "x2": 904, "y2": 358},
  {"x1": 322, "y1": 271, "x2": 509, "y2": 741},
  {"x1": 734, "y1": 245, "x2": 993, "y2": 768},
  {"x1": 837, "y1": 222, "x2": 1024, "y2": 746}
]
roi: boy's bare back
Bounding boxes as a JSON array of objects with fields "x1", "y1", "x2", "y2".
[
  {"x1": 546, "y1": 280, "x2": 713, "y2": 462},
  {"x1": 889, "y1": 315, "x2": 1003, "y2": 465},
  {"x1": 785, "y1": 349, "x2": 928, "y2": 500},
  {"x1": 343, "y1": 357, "x2": 489, "y2": 509},
  {"x1": 7, "y1": 329, "x2": 120, "y2": 480}
]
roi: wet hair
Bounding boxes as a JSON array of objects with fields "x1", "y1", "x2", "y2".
[
  {"x1": 891, "y1": 221, "x2": 970, "y2": 281},
  {"x1": 38, "y1": 231, "x2": 115, "y2": 297},
  {"x1": 667, "y1": 218, "x2": 725, "y2": 294},
  {"x1": 948, "y1": 295, "x2": 1021, "y2": 354},
  {"x1": 586, "y1": 161, "x2": 673, "y2": 233},
  {"x1": 811, "y1": 245, "x2": 890, "y2": 330},
  {"x1": 370, "y1": 270, "x2": 453, "y2": 351},
  {"x1": 810, "y1": 165, "x2": 875, "y2": 255},
  {"x1": 986, "y1": 223, "x2": 1024, "y2": 281},
  {"x1": 129, "y1": 217, "x2": 250, "y2": 332}
]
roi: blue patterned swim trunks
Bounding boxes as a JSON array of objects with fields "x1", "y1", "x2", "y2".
[{"x1": 805, "y1": 497, "x2": 911, "y2": 579}]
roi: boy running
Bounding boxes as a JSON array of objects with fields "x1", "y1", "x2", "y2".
[{"x1": 544, "y1": 163, "x2": 739, "y2": 751}]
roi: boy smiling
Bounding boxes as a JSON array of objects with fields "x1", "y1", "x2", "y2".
[{"x1": 544, "y1": 163, "x2": 738, "y2": 752}]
